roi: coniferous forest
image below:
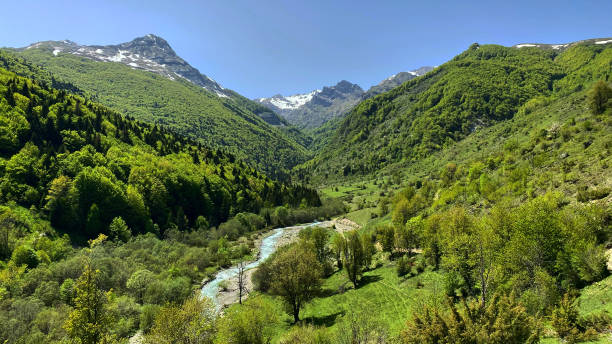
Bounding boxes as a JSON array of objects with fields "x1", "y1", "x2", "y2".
[{"x1": 0, "y1": 6, "x2": 612, "y2": 344}]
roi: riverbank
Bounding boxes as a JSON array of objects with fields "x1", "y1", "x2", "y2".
[{"x1": 212, "y1": 218, "x2": 360, "y2": 308}]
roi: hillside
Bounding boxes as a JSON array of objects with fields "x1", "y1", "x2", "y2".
[
  {"x1": 298, "y1": 39, "x2": 612, "y2": 181},
  {"x1": 8, "y1": 36, "x2": 310, "y2": 178}
]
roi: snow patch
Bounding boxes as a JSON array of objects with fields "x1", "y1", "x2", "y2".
[
  {"x1": 516, "y1": 44, "x2": 537, "y2": 48},
  {"x1": 595, "y1": 39, "x2": 612, "y2": 45},
  {"x1": 128, "y1": 62, "x2": 138, "y2": 67},
  {"x1": 551, "y1": 44, "x2": 568, "y2": 50},
  {"x1": 385, "y1": 73, "x2": 398, "y2": 82},
  {"x1": 107, "y1": 50, "x2": 128, "y2": 62},
  {"x1": 95, "y1": 49, "x2": 104, "y2": 54},
  {"x1": 215, "y1": 90, "x2": 229, "y2": 98},
  {"x1": 267, "y1": 90, "x2": 320, "y2": 110},
  {"x1": 53, "y1": 48, "x2": 61, "y2": 56}
]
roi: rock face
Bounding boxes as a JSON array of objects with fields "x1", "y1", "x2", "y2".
[
  {"x1": 22, "y1": 34, "x2": 230, "y2": 97},
  {"x1": 256, "y1": 80, "x2": 365, "y2": 129},
  {"x1": 362, "y1": 66, "x2": 433, "y2": 99},
  {"x1": 256, "y1": 67, "x2": 433, "y2": 130}
]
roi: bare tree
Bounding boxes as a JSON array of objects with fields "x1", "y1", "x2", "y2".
[{"x1": 237, "y1": 260, "x2": 248, "y2": 304}]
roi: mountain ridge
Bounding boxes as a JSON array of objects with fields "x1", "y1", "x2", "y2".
[
  {"x1": 11, "y1": 36, "x2": 311, "y2": 178},
  {"x1": 256, "y1": 67, "x2": 433, "y2": 130}
]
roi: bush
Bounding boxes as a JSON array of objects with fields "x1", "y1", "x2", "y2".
[
  {"x1": 11, "y1": 245, "x2": 39, "y2": 269},
  {"x1": 551, "y1": 293, "x2": 603, "y2": 343},
  {"x1": 139, "y1": 304, "x2": 161, "y2": 334},
  {"x1": 402, "y1": 293, "x2": 540, "y2": 344},
  {"x1": 396, "y1": 255, "x2": 412, "y2": 277}
]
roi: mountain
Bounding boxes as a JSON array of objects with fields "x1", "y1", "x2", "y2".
[
  {"x1": 362, "y1": 66, "x2": 433, "y2": 99},
  {"x1": 256, "y1": 80, "x2": 364, "y2": 130},
  {"x1": 298, "y1": 39, "x2": 612, "y2": 182},
  {"x1": 0, "y1": 49, "x2": 321, "y2": 236},
  {"x1": 256, "y1": 67, "x2": 433, "y2": 132},
  {"x1": 9, "y1": 35, "x2": 309, "y2": 177}
]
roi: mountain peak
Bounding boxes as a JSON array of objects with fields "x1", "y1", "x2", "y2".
[
  {"x1": 21, "y1": 35, "x2": 230, "y2": 98},
  {"x1": 119, "y1": 34, "x2": 175, "y2": 56}
]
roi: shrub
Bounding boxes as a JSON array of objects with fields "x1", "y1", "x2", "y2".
[
  {"x1": 11, "y1": 245, "x2": 39, "y2": 269},
  {"x1": 402, "y1": 293, "x2": 540, "y2": 344},
  {"x1": 396, "y1": 255, "x2": 412, "y2": 277},
  {"x1": 551, "y1": 293, "x2": 603, "y2": 343}
]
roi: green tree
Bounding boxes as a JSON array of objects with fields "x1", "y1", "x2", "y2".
[
  {"x1": 126, "y1": 269, "x2": 155, "y2": 304},
  {"x1": 343, "y1": 231, "x2": 365, "y2": 288},
  {"x1": 63, "y1": 262, "x2": 114, "y2": 344},
  {"x1": 331, "y1": 233, "x2": 346, "y2": 269},
  {"x1": 588, "y1": 80, "x2": 612, "y2": 115},
  {"x1": 11, "y1": 244, "x2": 39, "y2": 269},
  {"x1": 108, "y1": 217, "x2": 131, "y2": 242},
  {"x1": 268, "y1": 243, "x2": 322, "y2": 323},
  {"x1": 146, "y1": 296, "x2": 216, "y2": 344}
]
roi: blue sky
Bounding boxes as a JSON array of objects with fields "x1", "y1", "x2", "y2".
[{"x1": 1, "y1": 0, "x2": 611, "y2": 98}]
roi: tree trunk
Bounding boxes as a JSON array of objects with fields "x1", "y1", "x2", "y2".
[{"x1": 293, "y1": 302, "x2": 300, "y2": 323}]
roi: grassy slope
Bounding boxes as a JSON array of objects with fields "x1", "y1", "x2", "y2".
[
  {"x1": 11, "y1": 48, "x2": 310, "y2": 177},
  {"x1": 300, "y1": 42, "x2": 612, "y2": 183}
]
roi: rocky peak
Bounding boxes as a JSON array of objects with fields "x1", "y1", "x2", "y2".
[{"x1": 22, "y1": 34, "x2": 230, "y2": 98}]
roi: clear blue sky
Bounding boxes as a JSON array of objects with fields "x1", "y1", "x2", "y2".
[{"x1": 1, "y1": 0, "x2": 611, "y2": 98}]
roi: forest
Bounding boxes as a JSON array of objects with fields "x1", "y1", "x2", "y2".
[{"x1": 0, "y1": 36, "x2": 611, "y2": 344}]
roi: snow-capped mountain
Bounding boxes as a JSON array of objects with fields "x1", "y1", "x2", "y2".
[
  {"x1": 22, "y1": 34, "x2": 230, "y2": 98},
  {"x1": 257, "y1": 67, "x2": 433, "y2": 129},
  {"x1": 256, "y1": 81, "x2": 364, "y2": 129},
  {"x1": 512, "y1": 37, "x2": 612, "y2": 50}
]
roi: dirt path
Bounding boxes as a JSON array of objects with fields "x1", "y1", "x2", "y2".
[{"x1": 607, "y1": 248, "x2": 612, "y2": 272}]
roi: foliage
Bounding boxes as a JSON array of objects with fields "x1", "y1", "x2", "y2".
[
  {"x1": 145, "y1": 296, "x2": 216, "y2": 344},
  {"x1": 63, "y1": 261, "x2": 114, "y2": 344},
  {"x1": 8, "y1": 48, "x2": 311, "y2": 178},
  {"x1": 342, "y1": 231, "x2": 365, "y2": 288},
  {"x1": 215, "y1": 297, "x2": 278, "y2": 344},
  {"x1": 267, "y1": 242, "x2": 323, "y2": 323},
  {"x1": 401, "y1": 293, "x2": 540, "y2": 344}
]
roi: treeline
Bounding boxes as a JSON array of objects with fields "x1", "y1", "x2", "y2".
[
  {"x1": 11, "y1": 47, "x2": 312, "y2": 178},
  {"x1": 0, "y1": 65, "x2": 320, "y2": 243},
  {"x1": 300, "y1": 41, "x2": 612, "y2": 182},
  {"x1": 0, "y1": 60, "x2": 331, "y2": 343}
]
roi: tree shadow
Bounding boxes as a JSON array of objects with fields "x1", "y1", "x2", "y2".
[
  {"x1": 357, "y1": 274, "x2": 382, "y2": 288},
  {"x1": 318, "y1": 287, "x2": 338, "y2": 298},
  {"x1": 303, "y1": 310, "x2": 346, "y2": 327}
]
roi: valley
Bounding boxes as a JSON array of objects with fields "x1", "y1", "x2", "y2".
[{"x1": 0, "y1": 8, "x2": 611, "y2": 343}]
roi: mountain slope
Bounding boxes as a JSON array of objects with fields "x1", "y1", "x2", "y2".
[
  {"x1": 256, "y1": 80, "x2": 364, "y2": 130},
  {"x1": 362, "y1": 66, "x2": 433, "y2": 99},
  {"x1": 9, "y1": 35, "x2": 308, "y2": 178},
  {"x1": 0, "y1": 52, "x2": 320, "y2": 238},
  {"x1": 300, "y1": 39, "x2": 612, "y2": 181}
]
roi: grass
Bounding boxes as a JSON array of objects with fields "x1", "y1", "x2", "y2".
[
  {"x1": 242, "y1": 259, "x2": 612, "y2": 343},
  {"x1": 299, "y1": 265, "x2": 444, "y2": 335},
  {"x1": 244, "y1": 259, "x2": 445, "y2": 342},
  {"x1": 344, "y1": 207, "x2": 376, "y2": 226},
  {"x1": 577, "y1": 275, "x2": 612, "y2": 317}
]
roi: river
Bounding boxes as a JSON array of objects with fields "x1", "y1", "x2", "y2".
[{"x1": 200, "y1": 222, "x2": 323, "y2": 307}]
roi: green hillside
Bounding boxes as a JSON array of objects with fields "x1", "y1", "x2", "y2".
[
  {"x1": 10, "y1": 47, "x2": 311, "y2": 178},
  {"x1": 0, "y1": 52, "x2": 336, "y2": 343},
  {"x1": 299, "y1": 40, "x2": 612, "y2": 182}
]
